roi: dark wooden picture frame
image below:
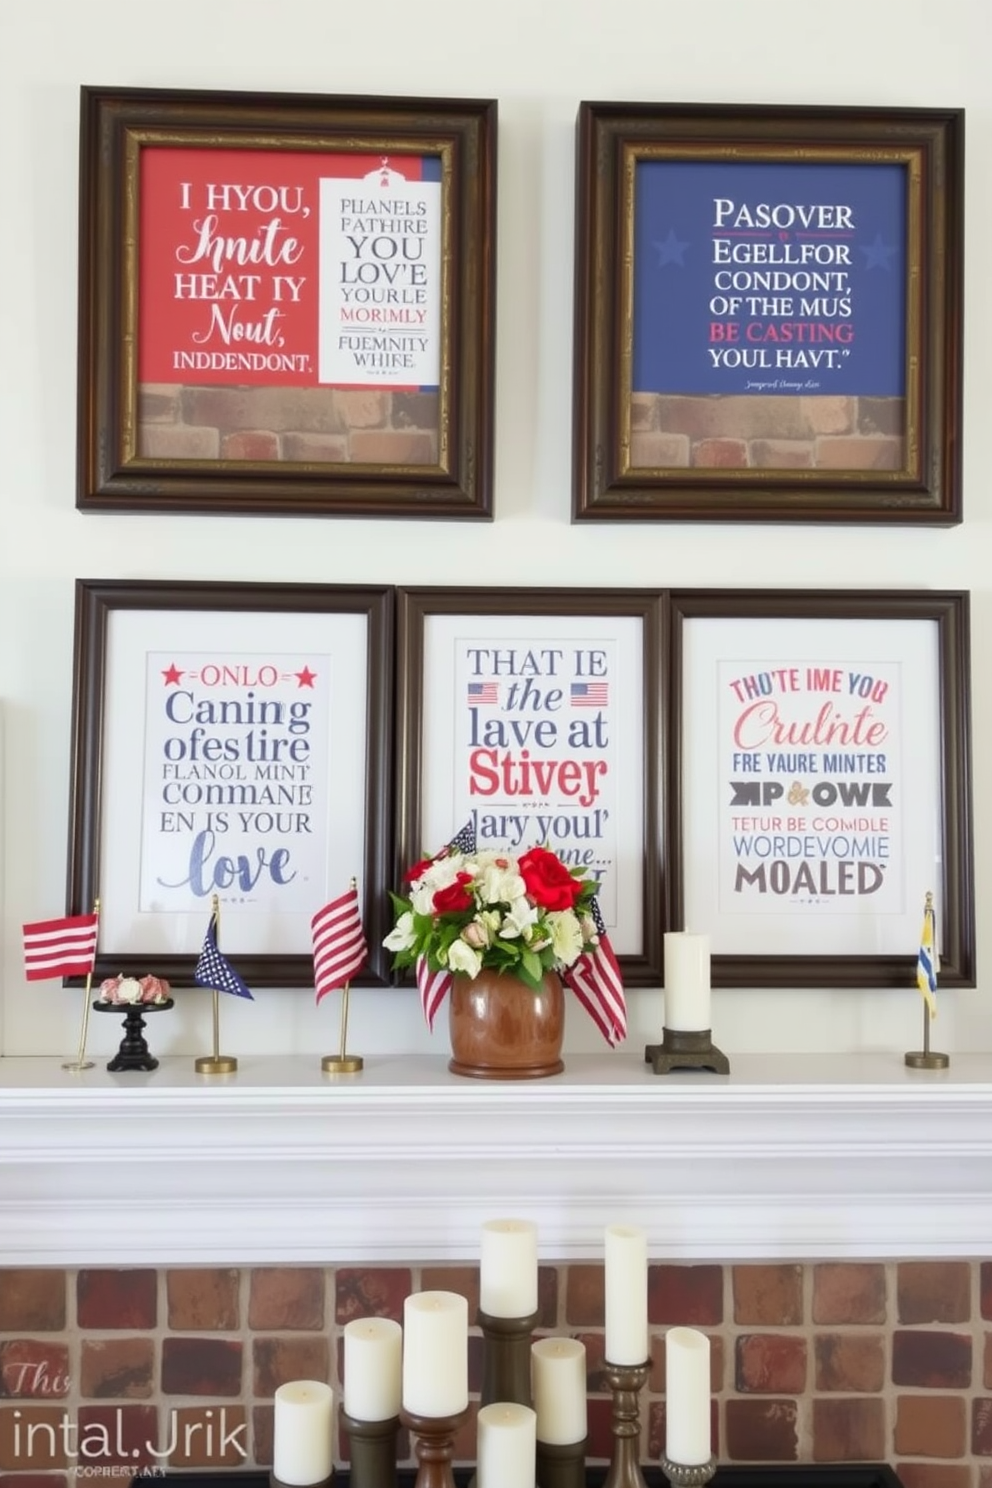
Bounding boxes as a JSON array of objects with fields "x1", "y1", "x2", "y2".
[
  {"x1": 77, "y1": 86, "x2": 496, "y2": 519},
  {"x1": 573, "y1": 102, "x2": 964, "y2": 524},
  {"x1": 668, "y1": 588, "x2": 974, "y2": 988},
  {"x1": 395, "y1": 586, "x2": 667, "y2": 985},
  {"x1": 66, "y1": 579, "x2": 394, "y2": 987}
]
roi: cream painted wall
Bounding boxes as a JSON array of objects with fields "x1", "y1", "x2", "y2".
[{"x1": 1, "y1": 0, "x2": 989, "y2": 1060}]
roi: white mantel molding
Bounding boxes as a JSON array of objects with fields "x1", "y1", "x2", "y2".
[{"x1": 1, "y1": 1051, "x2": 990, "y2": 1266}]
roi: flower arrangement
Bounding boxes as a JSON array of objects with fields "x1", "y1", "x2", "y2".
[
  {"x1": 97, "y1": 974, "x2": 171, "y2": 1006},
  {"x1": 384, "y1": 844, "x2": 603, "y2": 989}
]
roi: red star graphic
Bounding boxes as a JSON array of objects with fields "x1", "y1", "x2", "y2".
[
  {"x1": 162, "y1": 663, "x2": 183, "y2": 685},
  {"x1": 295, "y1": 666, "x2": 317, "y2": 688}
]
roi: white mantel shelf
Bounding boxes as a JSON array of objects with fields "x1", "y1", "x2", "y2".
[{"x1": 1, "y1": 1051, "x2": 990, "y2": 1266}]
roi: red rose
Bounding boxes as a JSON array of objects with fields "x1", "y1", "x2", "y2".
[
  {"x1": 432, "y1": 873, "x2": 474, "y2": 915},
  {"x1": 405, "y1": 856, "x2": 435, "y2": 884},
  {"x1": 517, "y1": 846, "x2": 582, "y2": 911}
]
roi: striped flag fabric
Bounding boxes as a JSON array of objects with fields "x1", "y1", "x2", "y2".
[
  {"x1": 916, "y1": 892, "x2": 938, "y2": 1019},
  {"x1": 22, "y1": 912, "x2": 99, "y2": 981},
  {"x1": 312, "y1": 885, "x2": 368, "y2": 1004},
  {"x1": 417, "y1": 955, "x2": 453, "y2": 1031},
  {"x1": 562, "y1": 897, "x2": 626, "y2": 1047},
  {"x1": 194, "y1": 911, "x2": 253, "y2": 1000}
]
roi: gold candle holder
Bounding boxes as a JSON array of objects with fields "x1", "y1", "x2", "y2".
[
  {"x1": 602, "y1": 1358, "x2": 650, "y2": 1488},
  {"x1": 339, "y1": 1408, "x2": 399, "y2": 1488},
  {"x1": 400, "y1": 1405, "x2": 469, "y2": 1488},
  {"x1": 660, "y1": 1452, "x2": 718, "y2": 1487},
  {"x1": 536, "y1": 1436, "x2": 588, "y2": 1488},
  {"x1": 645, "y1": 1028, "x2": 729, "y2": 1076}
]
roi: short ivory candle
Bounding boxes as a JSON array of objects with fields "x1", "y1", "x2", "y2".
[
  {"x1": 344, "y1": 1316, "x2": 402, "y2": 1421},
  {"x1": 531, "y1": 1336, "x2": 587, "y2": 1445},
  {"x1": 402, "y1": 1290, "x2": 469, "y2": 1417},
  {"x1": 477, "y1": 1401, "x2": 537, "y2": 1488},
  {"x1": 664, "y1": 931, "x2": 711, "y2": 1032},
  {"x1": 272, "y1": 1379, "x2": 334, "y2": 1486},
  {"x1": 604, "y1": 1223, "x2": 648, "y2": 1365},
  {"x1": 665, "y1": 1326, "x2": 712, "y2": 1465},
  {"x1": 480, "y1": 1217, "x2": 538, "y2": 1317}
]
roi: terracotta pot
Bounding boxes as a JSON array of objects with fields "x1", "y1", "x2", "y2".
[{"x1": 448, "y1": 967, "x2": 565, "y2": 1080}]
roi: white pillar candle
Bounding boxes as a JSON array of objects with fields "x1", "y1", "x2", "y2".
[
  {"x1": 272, "y1": 1379, "x2": 334, "y2": 1486},
  {"x1": 531, "y1": 1336, "x2": 587, "y2": 1445},
  {"x1": 480, "y1": 1218, "x2": 539, "y2": 1317},
  {"x1": 664, "y1": 932, "x2": 711, "y2": 1031},
  {"x1": 477, "y1": 1401, "x2": 536, "y2": 1488},
  {"x1": 665, "y1": 1326, "x2": 712, "y2": 1465},
  {"x1": 604, "y1": 1223, "x2": 648, "y2": 1365},
  {"x1": 343, "y1": 1316, "x2": 402, "y2": 1421},
  {"x1": 401, "y1": 1290, "x2": 469, "y2": 1417}
]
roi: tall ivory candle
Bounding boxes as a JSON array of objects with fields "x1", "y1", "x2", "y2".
[
  {"x1": 480, "y1": 1218, "x2": 538, "y2": 1317},
  {"x1": 343, "y1": 1316, "x2": 402, "y2": 1421},
  {"x1": 665, "y1": 1327, "x2": 712, "y2": 1465},
  {"x1": 531, "y1": 1336, "x2": 587, "y2": 1445},
  {"x1": 664, "y1": 932, "x2": 711, "y2": 1031},
  {"x1": 477, "y1": 1402, "x2": 537, "y2": 1488},
  {"x1": 272, "y1": 1379, "x2": 334, "y2": 1485},
  {"x1": 604, "y1": 1224, "x2": 648, "y2": 1364},
  {"x1": 402, "y1": 1290, "x2": 468, "y2": 1417}
]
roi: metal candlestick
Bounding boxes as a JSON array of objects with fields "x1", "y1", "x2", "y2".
[
  {"x1": 478, "y1": 1306, "x2": 538, "y2": 1406},
  {"x1": 536, "y1": 1437, "x2": 588, "y2": 1488},
  {"x1": 645, "y1": 1029, "x2": 729, "y2": 1076},
  {"x1": 660, "y1": 1453, "x2": 718, "y2": 1487},
  {"x1": 400, "y1": 1406, "x2": 469, "y2": 1488},
  {"x1": 339, "y1": 1408, "x2": 399, "y2": 1488},
  {"x1": 602, "y1": 1359, "x2": 650, "y2": 1488}
]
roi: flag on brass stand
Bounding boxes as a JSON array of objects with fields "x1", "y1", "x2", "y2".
[
  {"x1": 312, "y1": 884, "x2": 368, "y2": 1003},
  {"x1": 414, "y1": 820, "x2": 476, "y2": 1029},
  {"x1": 916, "y1": 890, "x2": 938, "y2": 1019},
  {"x1": 194, "y1": 908, "x2": 253, "y2": 999},
  {"x1": 562, "y1": 896, "x2": 627, "y2": 1048},
  {"x1": 22, "y1": 911, "x2": 99, "y2": 981}
]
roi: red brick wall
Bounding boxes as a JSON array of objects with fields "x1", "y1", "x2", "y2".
[{"x1": 2, "y1": 1260, "x2": 990, "y2": 1486}]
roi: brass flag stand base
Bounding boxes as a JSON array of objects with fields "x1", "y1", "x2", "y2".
[
  {"x1": 905, "y1": 1004, "x2": 949, "y2": 1070},
  {"x1": 645, "y1": 1028, "x2": 730, "y2": 1075},
  {"x1": 195, "y1": 1054, "x2": 238, "y2": 1074},
  {"x1": 196, "y1": 987, "x2": 237, "y2": 1075},
  {"x1": 321, "y1": 980, "x2": 363, "y2": 1075}
]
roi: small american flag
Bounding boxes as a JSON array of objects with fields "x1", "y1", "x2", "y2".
[
  {"x1": 445, "y1": 819, "x2": 477, "y2": 857},
  {"x1": 194, "y1": 911, "x2": 253, "y2": 1000},
  {"x1": 563, "y1": 897, "x2": 626, "y2": 1046},
  {"x1": 468, "y1": 681, "x2": 499, "y2": 705},
  {"x1": 570, "y1": 682, "x2": 609, "y2": 707},
  {"x1": 417, "y1": 956, "x2": 453, "y2": 1031},
  {"x1": 23, "y1": 911, "x2": 99, "y2": 981},
  {"x1": 312, "y1": 885, "x2": 368, "y2": 1004}
]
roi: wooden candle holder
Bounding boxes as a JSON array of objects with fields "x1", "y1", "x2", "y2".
[
  {"x1": 339, "y1": 1408, "x2": 400, "y2": 1488},
  {"x1": 400, "y1": 1405, "x2": 469, "y2": 1488},
  {"x1": 602, "y1": 1359, "x2": 650, "y2": 1488}
]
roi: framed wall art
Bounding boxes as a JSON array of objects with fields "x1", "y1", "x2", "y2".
[
  {"x1": 77, "y1": 87, "x2": 496, "y2": 518},
  {"x1": 65, "y1": 580, "x2": 394, "y2": 987},
  {"x1": 668, "y1": 589, "x2": 974, "y2": 988},
  {"x1": 395, "y1": 587, "x2": 667, "y2": 984},
  {"x1": 573, "y1": 102, "x2": 964, "y2": 524}
]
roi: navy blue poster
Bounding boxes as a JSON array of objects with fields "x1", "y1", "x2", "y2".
[{"x1": 632, "y1": 161, "x2": 907, "y2": 396}]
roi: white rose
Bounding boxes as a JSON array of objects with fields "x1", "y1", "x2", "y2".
[
  {"x1": 448, "y1": 939, "x2": 483, "y2": 978},
  {"x1": 116, "y1": 977, "x2": 143, "y2": 1004},
  {"x1": 500, "y1": 897, "x2": 539, "y2": 939},
  {"x1": 383, "y1": 911, "x2": 417, "y2": 952},
  {"x1": 546, "y1": 910, "x2": 584, "y2": 965}
]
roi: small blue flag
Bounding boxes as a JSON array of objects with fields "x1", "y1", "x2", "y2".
[{"x1": 194, "y1": 912, "x2": 253, "y2": 1000}]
